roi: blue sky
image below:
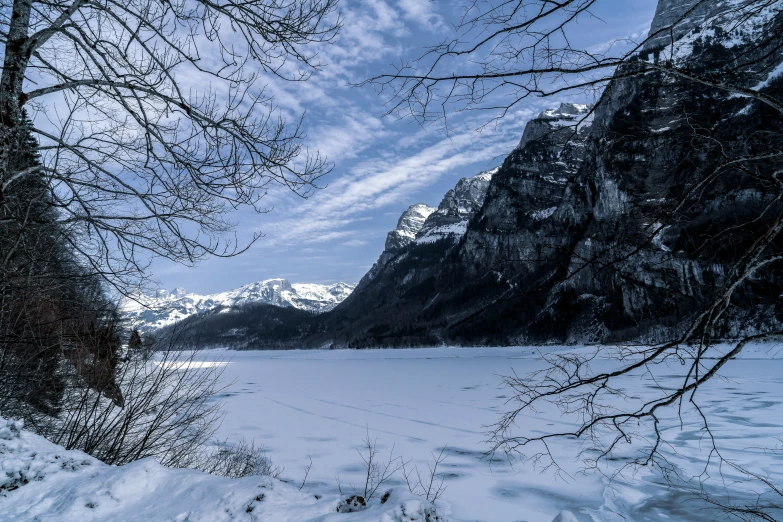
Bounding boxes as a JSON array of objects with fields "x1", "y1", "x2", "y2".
[{"x1": 151, "y1": 0, "x2": 658, "y2": 294}]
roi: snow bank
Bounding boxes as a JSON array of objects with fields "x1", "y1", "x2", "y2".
[{"x1": 0, "y1": 418, "x2": 451, "y2": 522}]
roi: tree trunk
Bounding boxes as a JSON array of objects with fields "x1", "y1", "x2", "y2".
[{"x1": 0, "y1": 0, "x2": 32, "y2": 197}]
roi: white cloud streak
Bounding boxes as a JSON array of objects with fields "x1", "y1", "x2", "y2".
[
  {"x1": 256, "y1": 115, "x2": 528, "y2": 248},
  {"x1": 397, "y1": 0, "x2": 448, "y2": 32}
]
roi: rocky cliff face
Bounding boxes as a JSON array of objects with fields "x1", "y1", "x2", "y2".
[
  {"x1": 385, "y1": 203, "x2": 436, "y2": 251},
  {"x1": 460, "y1": 104, "x2": 591, "y2": 280},
  {"x1": 416, "y1": 169, "x2": 495, "y2": 244},
  {"x1": 360, "y1": 203, "x2": 436, "y2": 287},
  {"x1": 523, "y1": 0, "x2": 783, "y2": 343},
  {"x1": 645, "y1": 0, "x2": 718, "y2": 49},
  {"x1": 358, "y1": 171, "x2": 495, "y2": 289},
  {"x1": 303, "y1": 0, "x2": 783, "y2": 348}
]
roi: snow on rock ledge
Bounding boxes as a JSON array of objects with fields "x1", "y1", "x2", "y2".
[
  {"x1": 551, "y1": 510, "x2": 579, "y2": 522},
  {"x1": 415, "y1": 168, "x2": 496, "y2": 245},
  {"x1": 385, "y1": 203, "x2": 437, "y2": 252},
  {"x1": 0, "y1": 418, "x2": 451, "y2": 522}
]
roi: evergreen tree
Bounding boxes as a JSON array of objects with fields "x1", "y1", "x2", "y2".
[{"x1": 0, "y1": 112, "x2": 124, "y2": 420}]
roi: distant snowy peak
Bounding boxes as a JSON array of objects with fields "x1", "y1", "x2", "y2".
[
  {"x1": 416, "y1": 169, "x2": 496, "y2": 244},
  {"x1": 123, "y1": 279, "x2": 355, "y2": 331},
  {"x1": 537, "y1": 103, "x2": 590, "y2": 120},
  {"x1": 385, "y1": 203, "x2": 436, "y2": 252},
  {"x1": 517, "y1": 103, "x2": 592, "y2": 151},
  {"x1": 292, "y1": 282, "x2": 355, "y2": 303}
]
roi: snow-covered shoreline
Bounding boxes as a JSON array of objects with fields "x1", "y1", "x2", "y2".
[{"x1": 0, "y1": 418, "x2": 453, "y2": 522}]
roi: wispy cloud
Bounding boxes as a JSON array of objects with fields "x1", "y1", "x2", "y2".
[
  {"x1": 147, "y1": 0, "x2": 653, "y2": 291},
  {"x1": 586, "y1": 22, "x2": 652, "y2": 54},
  {"x1": 397, "y1": 0, "x2": 448, "y2": 32},
  {"x1": 344, "y1": 239, "x2": 369, "y2": 247},
  {"x1": 307, "y1": 109, "x2": 388, "y2": 162},
  {"x1": 256, "y1": 113, "x2": 529, "y2": 248}
]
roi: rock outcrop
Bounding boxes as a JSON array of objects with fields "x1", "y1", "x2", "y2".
[
  {"x1": 386, "y1": 203, "x2": 436, "y2": 251},
  {"x1": 360, "y1": 203, "x2": 435, "y2": 287},
  {"x1": 359, "y1": 170, "x2": 496, "y2": 290},
  {"x1": 417, "y1": 169, "x2": 495, "y2": 244}
]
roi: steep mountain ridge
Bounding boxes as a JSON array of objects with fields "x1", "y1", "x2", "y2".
[
  {"x1": 359, "y1": 170, "x2": 496, "y2": 289},
  {"x1": 123, "y1": 279, "x2": 355, "y2": 331},
  {"x1": 385, "y1": 203, "x2": 436, "y2": 251},
  {"x1": 515, "y1": 0, "x2": 783, "y2": 343},
  {"x1": 360, "y1": 203, "x2": 436, "y2": 286},
  {"x1": 311, "y1": 103, "x2": 595, "y2": 347},
  {"x1": 305, "y1": 0, "x2": 783, "y2": 348},
  {"x1": 167, "y1": 0, "x2": 783, "y2": 349},
  {"x1": 416, "y1": 169, "x2": 496, "y2": 244}
]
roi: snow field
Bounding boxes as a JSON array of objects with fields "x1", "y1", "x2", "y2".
[
  {"x1": 199, "y1": 345, "x2": 783, "y2": 522},
  {"x1": 2, "y1": 344, "x2": 781, "y2": 522}
]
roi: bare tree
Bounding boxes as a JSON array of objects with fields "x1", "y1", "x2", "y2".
[
  {"x1": 352, "y1": 430, "x2": 404, "y2": 501},
  {"x1": 704, "y1": 454, "x2": 783, "y2": 522},
  {"x1": 33, "y1": 334, "x2": 225, "y2": 467},
  {"x1": 195, "y1": 438, "x2": 282, "y2": 479},
  {"x1": 0, "y1": 0, "x2": 341, "y2": 292},
  {"x1": 402, "y1": 445, "x2": 448, "y2": 503},
  {"x1": 0, "y1": 0, "x2": 341, "y2": 454}
]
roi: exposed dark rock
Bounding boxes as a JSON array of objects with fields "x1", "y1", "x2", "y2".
[
  {"x1": 417, "y1": 168, "x2": 495, "y2": 244},
  {"x1": 359, "y1": 203, "x2": 435, "y2": 288},
  {"x1": 386, "y1": 203, "x2": 436, "y2": 251},
  {"x1": 336, "y1": 495, "x2": 367, "y2": 513}
]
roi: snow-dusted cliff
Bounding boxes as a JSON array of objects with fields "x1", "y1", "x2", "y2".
[
  {"x1": 123, "y1": 279, "x2": 355, "y2": 331},
  {"x1": 385, "y1": 203, "x2": 436, "y2": 251},
  {"x1": 359, "y1": 169, "x2": 496, "y2": 289},
  {"x1": 416, "y1": 169, "x2": 496, "y2": 244}
]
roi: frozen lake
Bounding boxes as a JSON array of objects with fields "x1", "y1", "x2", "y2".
[{"x1": 193, "y1": 346, "x2": 783, "y2": 522}]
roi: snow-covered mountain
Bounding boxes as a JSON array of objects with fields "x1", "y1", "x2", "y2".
[
  {"x1": 384, "y1": 203, "x2": 436, "y2": 251},
  {"x1": 416, "y1": 168, "x2": 496, "y2": 244},
  {"x1": 123, "y1": 279, "x2": 355, "y2": 331},
  {"x1": 359, "y1": 169, "x2": 496, "y2": 288}
]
